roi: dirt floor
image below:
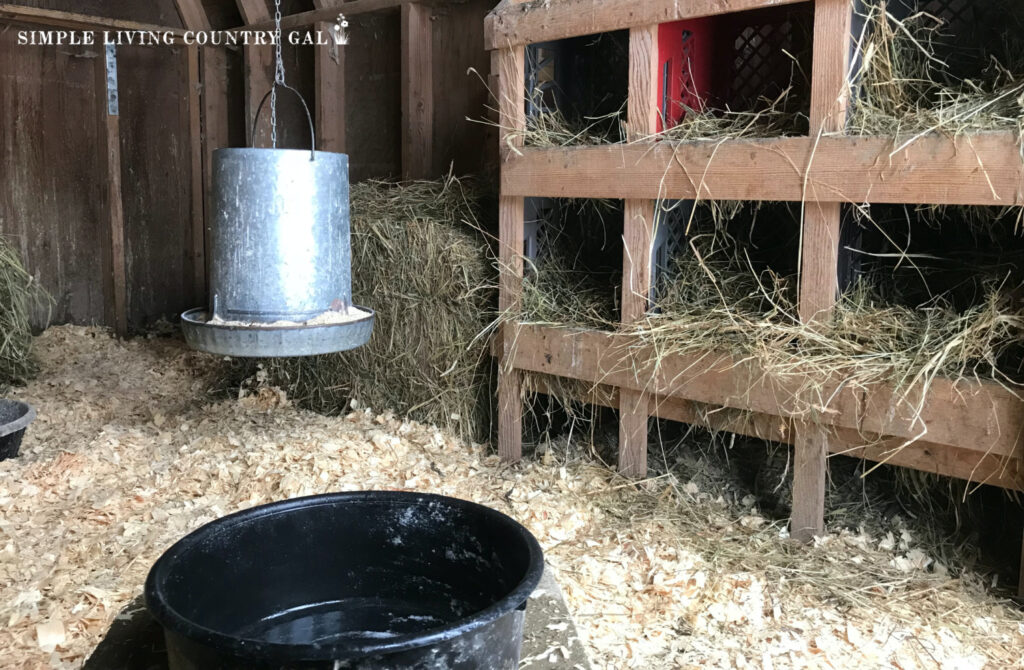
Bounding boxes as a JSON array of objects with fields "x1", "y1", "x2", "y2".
[{"x1": 2, "y1": 326, "x2": 1024, "y2": 669}]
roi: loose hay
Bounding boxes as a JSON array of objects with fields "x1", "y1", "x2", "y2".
[
  {"x1": 0, "y1": 236, "x2": 45, "y2": 391},
  {"x1": 848, "y1": 0, "x2": 1024, "y2": 141},
  {"x1": 2, "y1": 327, "x2": 1024, "y2": 669},
  {"x1": 519, "y1": 198, "x2": 623, "y2": 328},
  {"x1": 243, "y1": 177, "x2": 496, "y2": 441}
]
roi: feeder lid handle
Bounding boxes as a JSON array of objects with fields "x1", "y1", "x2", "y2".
[
  {"x1": 251, "y1": 83, "x2": 317, "y2": 161},
  {"x1": 250, "y1": 0, "x2": 317, "y2": 161}
]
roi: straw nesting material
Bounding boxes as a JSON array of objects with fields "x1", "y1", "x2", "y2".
[
  {"x1": 516, "y1": 199, "x2": 1024, "y2": 436},
  {"x1": 847, "y1": 0, "x2": 1024, "y2": 139}
]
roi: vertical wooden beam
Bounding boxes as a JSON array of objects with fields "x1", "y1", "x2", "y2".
[
  {"x1": 497, "y1": 46, "x2": 525, "y2": 462},
  {"x1": 791, "y1": 0, "x2": 853, "y2": 542},
  {"x1": 245, "y1": 46, "x2": 276, "y2": 148},
  {"x1": 236, "y1": 0, "x2": 275, "y2": 148},
  {"x1": 617, "y1": 25, "x2": 659, "y2": 478},
  {"x1": 200, "y1": 47, "x2": 231, "y2": 294},
  {"x1": 173, "y1": 0, "x2": 210, "y2": 31},
  {"x1": 96, "y1": 44, "x2": 128, "y2": 337},
  {"x1": 1019, "y1": 534, "x2": 1024, "y2": 598},
  {"x1": 174, "y1": 1, "x2": 210, "y2": 307},
  {"x1": 315, "y1": 21, "x2": 346, "y2": 153},
  {"x1": 185, "y1": 46, "x2": 206, "y2": 305},
  {"x1": 401, "y1": 2, "x2": 434, "y2": 179}
]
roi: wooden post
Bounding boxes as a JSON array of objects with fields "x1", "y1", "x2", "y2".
[
  {"x1": 401, "y1": 2, "x2": 434, "y2": 180},
  {"x1": 245, "y1": 47, "x2": 275, "y2": 148},
  {"x1": 617, "y1": 25, "x2": 659, "y2": 477},
  {"x1": 174, "y1": 1, "x2": 211, "y2": 305},
  {"x1": 791, "y1": 0, "x2": 853, "y2": 542},
  {"x1": 315, "y1": 21, "x2": 346, "y2": 153},
  {"x1": 200, "y1": 47, "x2": 230, "y2": 292},
  {"x1": 185, "y1": 46, "x2": 206, "y2": 305},
  {"x1": 1019, "y1": 534, "x2": 1024, "y2": 598},
  {"x1": 496, "y1": 46, "x2": 525, "y2": 462},
  {"x1": 96, "y1": 44, "x2": 128, "y2": 337},
  {"x1": 236, "y1": 0, "x2": 275, "y2": 148}
]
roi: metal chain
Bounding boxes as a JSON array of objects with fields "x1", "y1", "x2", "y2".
[{"x1": 270, "y1": 0, "x2": 286, "y2": 148}]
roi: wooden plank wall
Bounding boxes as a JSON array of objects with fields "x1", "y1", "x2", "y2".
[
  {"x1": 117, "y1": 45, "x2": 198, "y2": 330},
  {"x1": 429, "y1": 0, "x2": 494, "y2": 177},
  {"x1": 0, "y1": 30, "x2": 107, "y2": 328},
  {"x1": 345, "y1": 13, "x2": 403, "y2": 181},
  {"x1": 0, "y1": 25, "x2": 201, "y2": 331}
]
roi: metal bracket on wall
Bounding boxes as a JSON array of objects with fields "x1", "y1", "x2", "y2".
[{"x1": 105, "y1": 43, "x2": 119, "y2": 116}]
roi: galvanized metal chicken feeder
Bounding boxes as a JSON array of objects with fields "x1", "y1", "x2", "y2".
[{"x1": 182, "y1": 82, "x2": 373, "y2": 357}]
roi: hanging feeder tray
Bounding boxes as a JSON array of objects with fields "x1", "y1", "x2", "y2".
[
  {"x1": 183, "y1": 82, "x2": 374, "y2": 358},
  {"x1": 181, "y1": 307, "x2": 374, "y2": 358}
]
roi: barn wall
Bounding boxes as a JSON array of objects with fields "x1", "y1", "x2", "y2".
[
  {"x1": 117, "y1": 45, "x2": 199, "y2": 330},
  {"x1": 345, "y1": 13, "x2": 403, "y2": 182},
  {"x1": 430, "y1": 0, "x2": 495, "y2": 177},
  {"x1": 0, "y1": 30, "x2": 108, "y2": 328},
  {"x1": 0, "y1": 24, "x2": 200, "y2": 331}
]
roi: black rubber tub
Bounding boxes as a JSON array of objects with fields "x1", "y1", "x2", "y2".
[
  {"x1": 144, "y1": 492, "x2": 544, "y2": 670},
  {"x1": 0, "y1": 399, "x2": 36, "y2": 461}
]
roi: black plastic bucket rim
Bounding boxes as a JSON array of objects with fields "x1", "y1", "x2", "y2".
[
  {"x1": 144, "y1": 491, "x2": 545, "y2": 663},
  {"x1": 0, "y1": 399, "x2": 36, "y2": 439}
]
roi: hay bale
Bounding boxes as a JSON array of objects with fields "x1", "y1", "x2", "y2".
[
  {"x1": 256, "y1": 177, "x2": 495, "y2": 440},
  {"x1": 0, "y1": 237, "x2": 43, "y2": 391}
]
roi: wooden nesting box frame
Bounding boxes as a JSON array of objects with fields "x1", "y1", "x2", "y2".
[{"x1": 487, "y1": 0, "x2": 1024, "y2": 574}]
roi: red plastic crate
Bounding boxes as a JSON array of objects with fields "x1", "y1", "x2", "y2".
[{"x1": 657, "y1": 18, "x2": 717, "y2": 131}]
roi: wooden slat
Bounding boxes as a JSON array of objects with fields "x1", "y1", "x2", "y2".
[
  {"x1": 485, "y1": 0, "x2": 806, "y2": 49},
  {"x1": 503, "y1": 324, "x2": 1024, "y2": 464},
  {"x1": 237, "y1": 0, "x2": 273, "y2": 133},
  {"x1": 401, "y1": 3, "x2": 433, "y2": 180},
  {"x1": 497, "y1": 46, "x2": 526, "y2": 462},
  {"x1": 500, "y1": 134, "x2": 1024, "y2": 206},
  {"x1": 315, "y1": 21, "x2": 346, "y2": 153},
  {"x1": 1019, "y1": 536, "x2": 1024, "y2": 598},
  {"x1": 245, "y1": 46, "x2": 275, "y2": 148},
  {"x1": 524, "y1": 376, "x2": 1024, "y2": 491},
  {"x1": 792, "y1": 0, "x2": 855, "y2": 542},
  {"x1": 186, "y1": 46, "x2": 206, "y2": 305},
  {"x1": 200, "y1": 47, "x2": 231, "y2": 297},
  {"x1": 617, "y1": 25, "x2": 659, "y2": 478},
  {"x1": 173, "y1": 0, "x2": 211, "y2": 31},
  {"x1": 497, "y1": 46, "x2": 526, "y2": 463},
  {"x1": 0, "y1": 4, "x2": 186, "y2": 35},
  {"x1": 798, "y1": 202, "x2": 843, "y2": 323},
  {"x1": 95, "y1": 48, "x2": 128, "y2": 337}
]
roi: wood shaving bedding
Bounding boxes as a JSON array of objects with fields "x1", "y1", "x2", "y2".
[{"x1": 0, "y1": 326, "x2": 1022, "y2": 669}]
